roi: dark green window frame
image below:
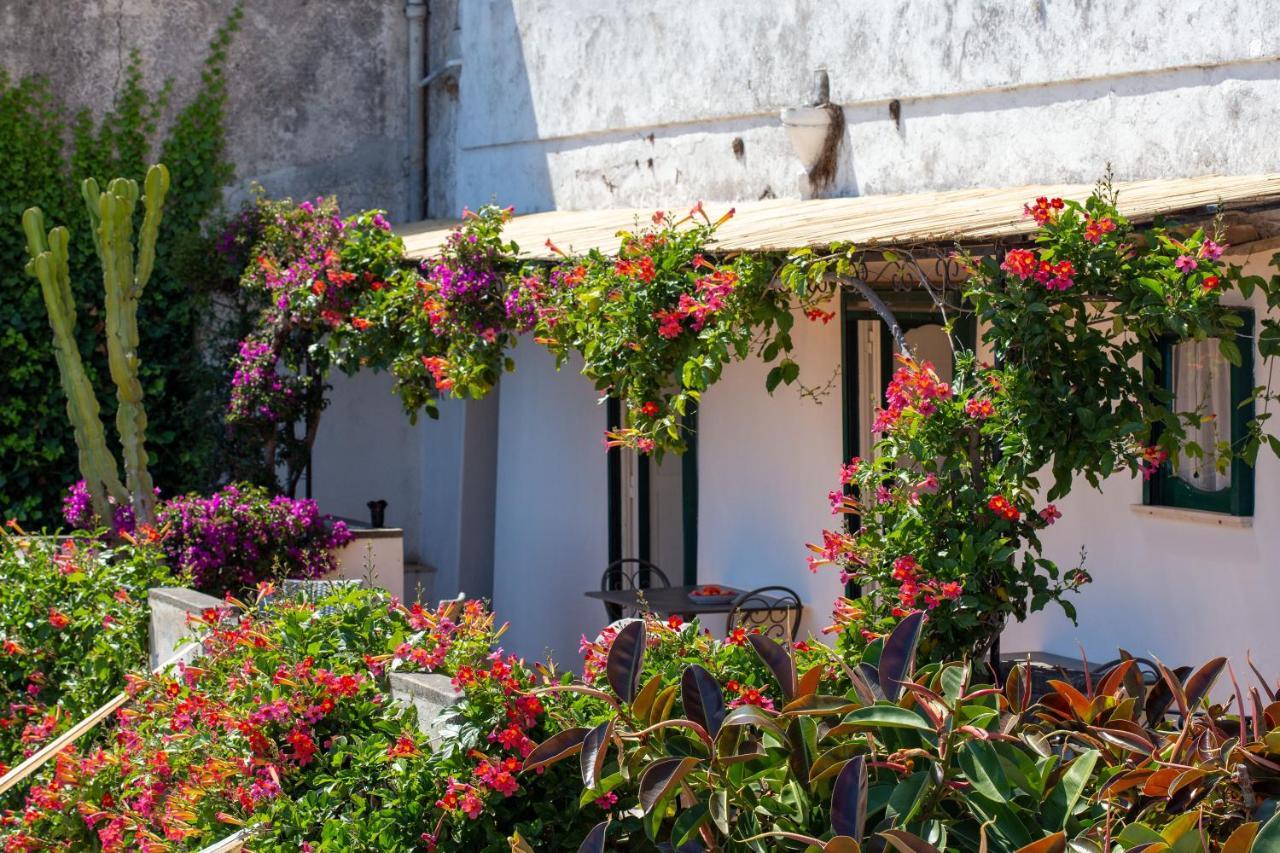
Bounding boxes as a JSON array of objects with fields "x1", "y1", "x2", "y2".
[
  {"x1": 839, "y1": 290, "x2": 976, "y2": 595},
  {"x1": 606, "y1": 399, "x2": 699, "y2": 585},
  {"x1": 1143, "y1": 309, "x2": 1255, "y2": 516}
]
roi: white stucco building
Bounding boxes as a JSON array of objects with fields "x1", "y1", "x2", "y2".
[{"x1": 311, "y1": 1, "x2": 1280, "y2": 674}]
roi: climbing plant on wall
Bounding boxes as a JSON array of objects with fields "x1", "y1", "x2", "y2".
[{"x1": 0, "y1": 9, "x2": 240, "y2": 527}]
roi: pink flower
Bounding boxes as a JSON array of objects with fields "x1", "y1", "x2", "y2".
[
  {"x1": 1039, "y1": 504, "x2": 1062, "y2": 525},
  {"x1": 594, "y1": 791, "x2": 619, "y2": 809},
  {"x1": 940, "y1": 581, "x2": 963, "y2": 600},
  {"x1": 1175, "y1": 255, "x2": 1198, "y2": 274},
  {"x1": 1199, "y1": 239, "x2": 1225, "y2": 260}
]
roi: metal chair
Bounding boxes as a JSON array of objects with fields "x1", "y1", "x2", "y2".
[
  {"x1": 600, "y1": 559, "x2": 671, "y2": 621},
  {"x1": 726, "y1": 585, "x2": 803, "y2": 642}
]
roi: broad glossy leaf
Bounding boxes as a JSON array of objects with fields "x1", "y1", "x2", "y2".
[
  {"x1": 878, "y1": 611, "x2": 924, "y2": 701},
  {"x1": 798, "y1": 663, "x2": 824, "y2": 698},
  {"x1": 810, "y1": 743, "x2": 865, "y2": 784},
  {"x1": 1182, "y1": 656, "x2": 1227, "y2": 711},
  {"x1": 607, "y1": 621, "x2": 646, "y2": 703},
  {"x1": 719, "y1": 705, "x2": 786, "y2": 739},
  {"x1": 1254, "y1": 810, "x2": 1280, "y2": 852},
  {"x1": 1014, "y1": 832, "x2": 1066, "y2": 853},
  {"x1": 787, "y1": 716, "x2": 817, "y2": 788},
  {"x1": 831, "y1": 754, "x2": 868, "y2": 839},
  {"x1": 580, "y1": 719, "x2": 614, "y2": 789},
  {"x1": 749, "y1": 633, "x2": 797, "y2": 701},
  {"x1": 826, "y1": 837, "x2": 861, "y2": 853},
  {"x1": 639, "y1": 757, "x2": 699, "y2": 814},
  {"x1": 671, "y1": 803, "x2": 709, "y2": 847},
  {"x1": 652, "y1": 685, "x2": 679, "y2": 724},
  {"x1": 877, "y1": 829, "x2": 942, "y2": 853},
  {"x1": 523, "y1": 727, "x2": 589, "y2": 773},
  {"x1": 1221, "y1": 821, "x2": 1259, "y2": 853},
  {"x1": 681, "y1": 664, "x2": 725, "y2": 738},
  {"x1": 957, "y1": 740, "x2": 1008, "y2": 803},
  {"x1": 1004, "y1": 661, "x2": 1033, "y2": 714},
  {"x1": 841, "y1": 704, "x2": 933, "y2": 732},
  {"x1": 577, "y1": 821, "x2": 609, "y2": 853},
  {"x1": 783, "y1": 694, "x2": 860, "y2": 716},
  {"x1": 1044, "y1": 750, "x2": 1098, "y2": 829},
  {"x1": 632, "y1": 674, "x2": 663, "y2": 722}
]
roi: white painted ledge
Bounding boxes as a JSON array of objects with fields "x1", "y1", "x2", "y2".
[
  {"x1": 1129, "y1": 504, "x2": 1253, "y2": 529},
  {"x1": 388, "y1": 671, "x2": 462, "y2": 746},
  {"x1": 148, "y1": 587, "x2": 226, "y2": 669}
]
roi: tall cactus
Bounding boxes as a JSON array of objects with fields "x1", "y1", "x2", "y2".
[
  {"x1": 21, "y1": 211, "x2": 129, "y2": 525},
  {"x1": 21, "y1": 163, "x2": 170, "y2": 528}
]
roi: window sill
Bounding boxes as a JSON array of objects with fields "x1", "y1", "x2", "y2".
[{"x1": 1129, "y1": 504, "x2": 1252, "y2": 529}]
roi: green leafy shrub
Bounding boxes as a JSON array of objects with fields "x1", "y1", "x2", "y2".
[
  {"x1": 0, "y1": 11, "x2": 239, "y2": 527},
  {"x1": 534, "y1": 612, "x2": 1280, "y2": 852},
  {"x1": 0, "y1": 523, "x2": 173, "y2": 777}
]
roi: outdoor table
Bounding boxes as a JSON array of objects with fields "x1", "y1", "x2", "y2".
[{"x1": 584, "y1": 585, "x2": 783, "y2": 618}]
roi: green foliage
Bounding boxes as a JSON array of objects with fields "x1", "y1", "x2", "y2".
[
  {"x1": 537, "y1": 612, "x2": 1280, "y2": 852},
  {"x1": 0, "y1": 523, "x2": 173, "y2": 779},
  {"x1": 0, "y1": 10, "x2": 240, "y2": 527},
  {"x1": 794, "y1": 182, "x2": 1280, "y2": 661}
]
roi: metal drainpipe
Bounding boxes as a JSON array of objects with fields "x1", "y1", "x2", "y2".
[{"x1": 405, "y1": 0, "x2": 427, "y2": 221}]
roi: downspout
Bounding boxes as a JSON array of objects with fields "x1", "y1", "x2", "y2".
[{"x1": 405, "y1": 0, "x2": 427, "y2": 221}]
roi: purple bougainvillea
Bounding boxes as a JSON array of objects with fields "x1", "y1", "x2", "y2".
[{"x1": 63, "y1": 481, "x2": 352, "y2": 595}]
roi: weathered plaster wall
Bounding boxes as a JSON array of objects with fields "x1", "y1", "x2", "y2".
[
  {"x1": 0, "y1": 0, "x2": 413, "y2": 217},
  {"x1": 454, "y1": 0, "x2": 1280, "y2": 211}
]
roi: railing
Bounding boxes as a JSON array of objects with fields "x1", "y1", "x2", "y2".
[{"x1": 0, "y1": 641, "x2": 200, "y2": 797}]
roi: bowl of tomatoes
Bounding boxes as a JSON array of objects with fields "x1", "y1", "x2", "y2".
[{"x1": 687, "y1": 584, "x2": 737, "y2": 604}]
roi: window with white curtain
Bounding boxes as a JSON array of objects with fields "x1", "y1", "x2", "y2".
[
  {"x1": 1170, "y1": 338, "x2": 1232, "y2": 492},
  {"x1": 1144, "y1": 309, "x2": 1254, "y2": 516}
]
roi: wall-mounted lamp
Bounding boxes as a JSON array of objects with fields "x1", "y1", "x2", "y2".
[{"x1": 780, "y1": 69, "x2": 844, "y2": 197}]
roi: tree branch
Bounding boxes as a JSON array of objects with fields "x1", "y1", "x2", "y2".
[{"x1": 846, "y1": 277, "x2": 913, "y2": 359}]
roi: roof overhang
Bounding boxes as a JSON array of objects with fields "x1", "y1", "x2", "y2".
[{"x1": 397, "y1": 173, "x2": 1280, "y2": 262}]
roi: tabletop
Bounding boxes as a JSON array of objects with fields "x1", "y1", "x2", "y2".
[{"x1": 584, "y1": 585, "x2": 783, "y2": 615}]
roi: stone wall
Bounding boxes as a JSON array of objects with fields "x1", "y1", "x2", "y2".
[{"x1": 0, "y1": 0, "x2": 414, "y2": 218}]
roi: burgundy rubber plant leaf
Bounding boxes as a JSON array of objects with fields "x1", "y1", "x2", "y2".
[
  {"x1": 831, "y1": 754, "x2": 868, "y2": 840},
  {"x1": 638, "y1": 757, "x2": 699, "y2": 814},
  {"x1": 749, "y1": 633, "x2": 797, "y2": 702},
  {"x1": 580, "y1": 718, "x2": 615, "y2": 789},
  {"x1": 523, "y1": 727, "x2": 589, "y2": 773},
  {"x1": 681, "y1": 664, "x2": 726, "y2": 739},
  {"x1": 577, "y1": 819, "x2": 609, "y2": 853},
  {"x1": 878, "y1": 610, "x2": 924, "y2": 702},
  {"x1": 606, "y1": 620, "x2": 646, "y2": 703}
]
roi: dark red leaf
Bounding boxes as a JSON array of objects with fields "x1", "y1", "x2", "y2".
[
  {"x1": 830, "y1": 754, "x2": 868, "y2": 840},
  {"x1": 580, "y1": 719, "x2": 614, "y2": 789},
  {"x1": 681, "y1": 664, "x2": 725, "y2": 738},
  {"x1": 749, "y1": 633, "x2": 797, "y2": 701},
  {"x1": 607, "y1": 620, "x2": 646, "y2": 703},
  {"x1": 638, "y1": 757, "x2": 699, "y2": 814},
  {"x1": 878, "y1": 829, "x2": 942, "y2": 853},
  {"x1": 1183, "y1": 656, "x2": 1227, "y2": 711},
  {"x1": 577, "y1": 819, "x2": 609, "y2": 853},
  {"x1": 878, "y1": 611, "x2": 923, "y2": 701},
  {"x1": 523, "y1": 727, "x2": 589, "y2": 773}
]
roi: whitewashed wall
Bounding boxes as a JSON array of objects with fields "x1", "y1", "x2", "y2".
[
  {"x1": 697, "y1": 312, "x2": 846, "y2": 642},
  {"x1": 490, "y1": 346, "x2": 609, "y2": 663}
]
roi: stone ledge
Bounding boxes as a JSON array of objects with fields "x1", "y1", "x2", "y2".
[
  {"x1": 389, "y1": 671, "x2": 462, "y2": 745},
  {"x1": 148, "y1": 587, "x2": 225, "y2": 670}
]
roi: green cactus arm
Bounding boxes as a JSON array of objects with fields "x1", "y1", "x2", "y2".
[
  {"x1": 135, "y1": 165, "x2": 169, "y2": 292},
  {"x1": 21, "y1": 209, "x2": 127, "y2": 524},
  {"x1": 80, "y1": 178, "x2": 104, "y2": 260},
  {"x1": 89, "y1": 181, "x2": 156, "y2": 525}
]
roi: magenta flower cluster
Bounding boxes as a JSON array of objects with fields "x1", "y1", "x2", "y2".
[
  {"x1": 228, "y1": 338, "x2": 300, "y2": 425},
  {"x1": 63, "y1": 481, "x2": 353, "y2": 595}
]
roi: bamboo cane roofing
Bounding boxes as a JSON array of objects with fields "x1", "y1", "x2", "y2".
[{"x1": 398, "y1": 173, "x2": 1280, "y2": 262}]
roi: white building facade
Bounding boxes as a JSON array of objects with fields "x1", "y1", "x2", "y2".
[{"x1": 312, "y1": 1, "x2": 1280, "y2": 671}]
